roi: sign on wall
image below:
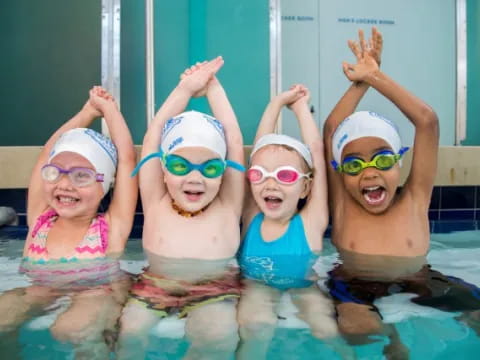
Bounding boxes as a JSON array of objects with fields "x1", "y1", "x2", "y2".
[{"x1": 281, "y1": 0, "x2": 456, "y2": 146}]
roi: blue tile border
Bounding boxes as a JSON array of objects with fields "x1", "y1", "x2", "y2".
[
  {"x1": 440, "y1": 186, "x2": 476, "y2": 210},
  {"x1": 2, "y1": 186, "x2": 480, "y2": 232},
  {"x1": 439, "y1": 209, "x2": 475, "y2": 221},
  {"x1": 428, "y1": 209, "x2": 439, "y2": 221},
  {"x1": 429, "y1": 187, "x2": 441, "y2": 209},
  {"x1": 432, "y1": 221, "x2": 477, "y2": 233},
  {"x1": 2, "y1": 220, "x2": 480, "y2": 239}
]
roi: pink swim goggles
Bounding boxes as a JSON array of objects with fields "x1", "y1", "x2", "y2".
[{"x1": 247, "y1": 165, "x2": 311, "y2": 185}]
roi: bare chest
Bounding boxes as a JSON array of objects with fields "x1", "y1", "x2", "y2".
[
  {"x1": 333, "y1": 200, "x2": 430, "y2": 256},
  {"x1": 142, "y1": 205, "x2": 240, "y2": 259},
  {"x1": 43, "y1": 225, "x2": 89, "y2": 258}
]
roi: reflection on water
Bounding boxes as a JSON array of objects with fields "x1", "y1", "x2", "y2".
[
  {"x1": 117, "y1": 251, "x2": 242, "y2": 360},
  {"x1": 19, "y1": 255, "x2": 128, "y2": 290},
  {"x1": 0, "y1": 255, "x2": 131, "y2": 360},
  {"x1": 0, "y1": 238, "x2": 479, "y2": 359},
  {"x1": 146, "y1": 250, "x2": 236, "y2": 282},
  {"x1": 335, "y1": 247, "x2": 426, "y2": 281}
]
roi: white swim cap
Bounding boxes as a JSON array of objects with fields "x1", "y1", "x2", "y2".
[
  {"x1": 332, "y1": 111, "x2": 402, "y2": 164},
  {"x1": 161, "y1": 111, "x2": 227, "y2": 159},
  {"x1": 48, "y1": 128, "x2": 118, "y2": 195},
  {"x1": 250, "y1": 133, "x2": 313, "y2": 169}
]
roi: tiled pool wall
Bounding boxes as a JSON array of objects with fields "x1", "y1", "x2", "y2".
[
  {"x1": 428, "y1": 186, "x2": 480, "y2": 232},
  {"x1": 2, "y1": 186, "x2": 480, "y2": 236}
]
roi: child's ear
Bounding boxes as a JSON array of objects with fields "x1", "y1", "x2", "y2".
[{"x1": 300, "y1": 178, "x2": 312, "y2": 199}]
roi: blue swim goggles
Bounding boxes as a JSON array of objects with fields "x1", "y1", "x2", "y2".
[
  {"x1": 331, "y1": 147, "x2": 409, "y2": 176},
  {"x1": 131, "y1": 150, "x2": 245, "y2": 178}
]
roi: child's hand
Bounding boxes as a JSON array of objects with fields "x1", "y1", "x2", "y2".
[
  {"x1": 368, "y1": 27, "x2": 383, "y2": 66},
  {"x1": 275, "y1": 85, "x2": 305, "y2": 107},
  {"x1": 288, "y1": 84, "x2": 310, "y2": 112},
  {"x1": 342, "y1": 28, "x2": 381, "y2": 83},
  {"x1": 88, "y1": 86, "x2": 118, "y2": 115},
  {"x1": 180, "y1": 61, "x2": 208, "y2": 97},
  {"x1": 348, "y1": 27, "x2": 383, "y2": 67},
  {"x1": 342, "y1": 53, "x2": 379, "y2": 83},
  {"x1": 82, "y1": 88, "x2": 103, "y2": 118},
  {"x1": 178, "y1": 57, "x2": 224, "y2": 97}
]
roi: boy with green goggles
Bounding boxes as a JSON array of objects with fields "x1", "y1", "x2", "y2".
[{"x1": 323, "y1": 27, "x2": 480, "y2": 359}]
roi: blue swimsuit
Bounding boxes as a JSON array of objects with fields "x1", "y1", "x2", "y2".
[{"x1": 238, "y1": 213, "x2": 318, "y2": 290}]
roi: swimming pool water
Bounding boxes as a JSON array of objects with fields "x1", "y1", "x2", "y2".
[{"x1": 1, "y1": 226, "x2": 479, "y2": 359}]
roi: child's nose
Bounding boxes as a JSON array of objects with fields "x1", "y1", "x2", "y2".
[
  {"x1": 362, "y1": 167, "x2": 380, "y2": 180},
  {"x1": 56, "y1": 173, "x2": 74, "y2": 189},
  {"x1": 186, "y1": 170, "x2": 203, "y2": 182},
  {"x1": 264, "y1": 176, "x2": 279, "y2": 188}
]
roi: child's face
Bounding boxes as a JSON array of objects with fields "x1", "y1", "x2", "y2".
[
  {"x1": 43, "y1": 152, "x2": 103, "y2": 219},
  {"x1": 249, "y1": 146, "x2": 311, "y2": 222},
  {"x1": 341, "y1": 137, "x2": 400, "y2": 214},
  {"x1": 163, "y1": 147, "x2": 223, "y2": 212}
]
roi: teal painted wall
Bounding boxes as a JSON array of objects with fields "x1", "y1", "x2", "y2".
[
  {"x1": 121, "y1": 0, "x2": 270, "y2": 145},
  {"x1": 121, "y1": 0, "x2": 147, "y2": 144},
  {"x1": 0, "y1": 0, "x2": 101, "y2": 146},
  {"x1": 0, "y1": 1, "x2": 268, "y2": 146},
  {"x1": 153, "y1": 1, "x2": 191, "y2": 119},
  {"x1": 462, "y1": 0, "x2": 480, "y2": 145},
  {"x1": 203, "y1": 0, "x2": 270, "y2": 144}
]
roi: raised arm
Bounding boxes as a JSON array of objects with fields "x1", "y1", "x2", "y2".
[
  {"x1": 241, "y1": 87, "x2": 306, "y2": 223},
  {"x1": 254, "y1": 87, "x2": 304, "y2": 143},
  {"x1": 27, "y1": 100, "x2": 101, "y2": 228},
  {"x1": 289, "y1": 86, "x2": 328, "y2": 233},
  {"x1": 88, "y1": 86, "x2": 138, "y2": 254},
  {"x1": 361, "y1": 71, "x2": 438, "y2": 203},
  {"x1": 138, "y1": 57, "x2": 223, "y2": 212},
  {"x1": 324, "y1": 28, "x2": 383, "y2": 206},
  {"x1": 342, "y1": 32, "x2": 438, "y2": 203},
  {"x1": 206, "y1": 73, "x2": 245, "y2": 216}
]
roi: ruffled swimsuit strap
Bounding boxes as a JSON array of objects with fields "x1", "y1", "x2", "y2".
[
  {"x1": 28, "y1": 209, "x2": 58, "y2": 257},
  {"x1": 31, "y1": 209, "x2": 57, "y2": 239},
  {"x1": 74, "y1": 214, "x2": 109, "y2": 256}
]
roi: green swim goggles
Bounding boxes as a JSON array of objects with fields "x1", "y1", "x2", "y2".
[
  {"x1": 131, "y1": 150, "x2": 245, "y2": 178},
  {"x1": 332, "y1": 147, "x2": 409, "y2": 176}
]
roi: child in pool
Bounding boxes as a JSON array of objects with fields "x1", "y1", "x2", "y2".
[
  {"x1": 117, "y1": 57, "x2": 245, "y2": 360},
  {"x1": 0, "y1": 86, "x2": 137, "y2": 358},
  {"x1": 236, "y1": 85, "x2": 352, "y2": 359},
  {"x1": 324, "y1": 28, "x2": 480, "y2": 357}
]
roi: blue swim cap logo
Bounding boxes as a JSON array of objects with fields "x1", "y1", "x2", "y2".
[
  {"x1": 168, "y1": 136, "x2": 184, "y2": 152},
  {"x1": 203, "y1": 114, "x2": 225, "y2": 138},
  {"x1": 162, "y1": 116, "x2": 183, "y2": 138},
  {"x1": 84, "y1": 129, "x2": 118, "y2": 166},
  {"x1": 337, "y1": 133, "x2": 348, "y2": 150},
  {"x1": 368, "y1": 111, "x2": 399, "y2": 132}
]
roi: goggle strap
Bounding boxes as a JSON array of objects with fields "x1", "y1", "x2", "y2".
[
  {"x1": 226, "y1": 160, "x2": 246, "y2": 172},
  {"x1": 330, "y1": 160, "x2": 340, "y2": 172},
  {"x1": 398, "y1": 146, "x2": 410, "y2": 157},
  {"x1": 131, "y1": 151, "x2": 164, "y2": 177}
]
